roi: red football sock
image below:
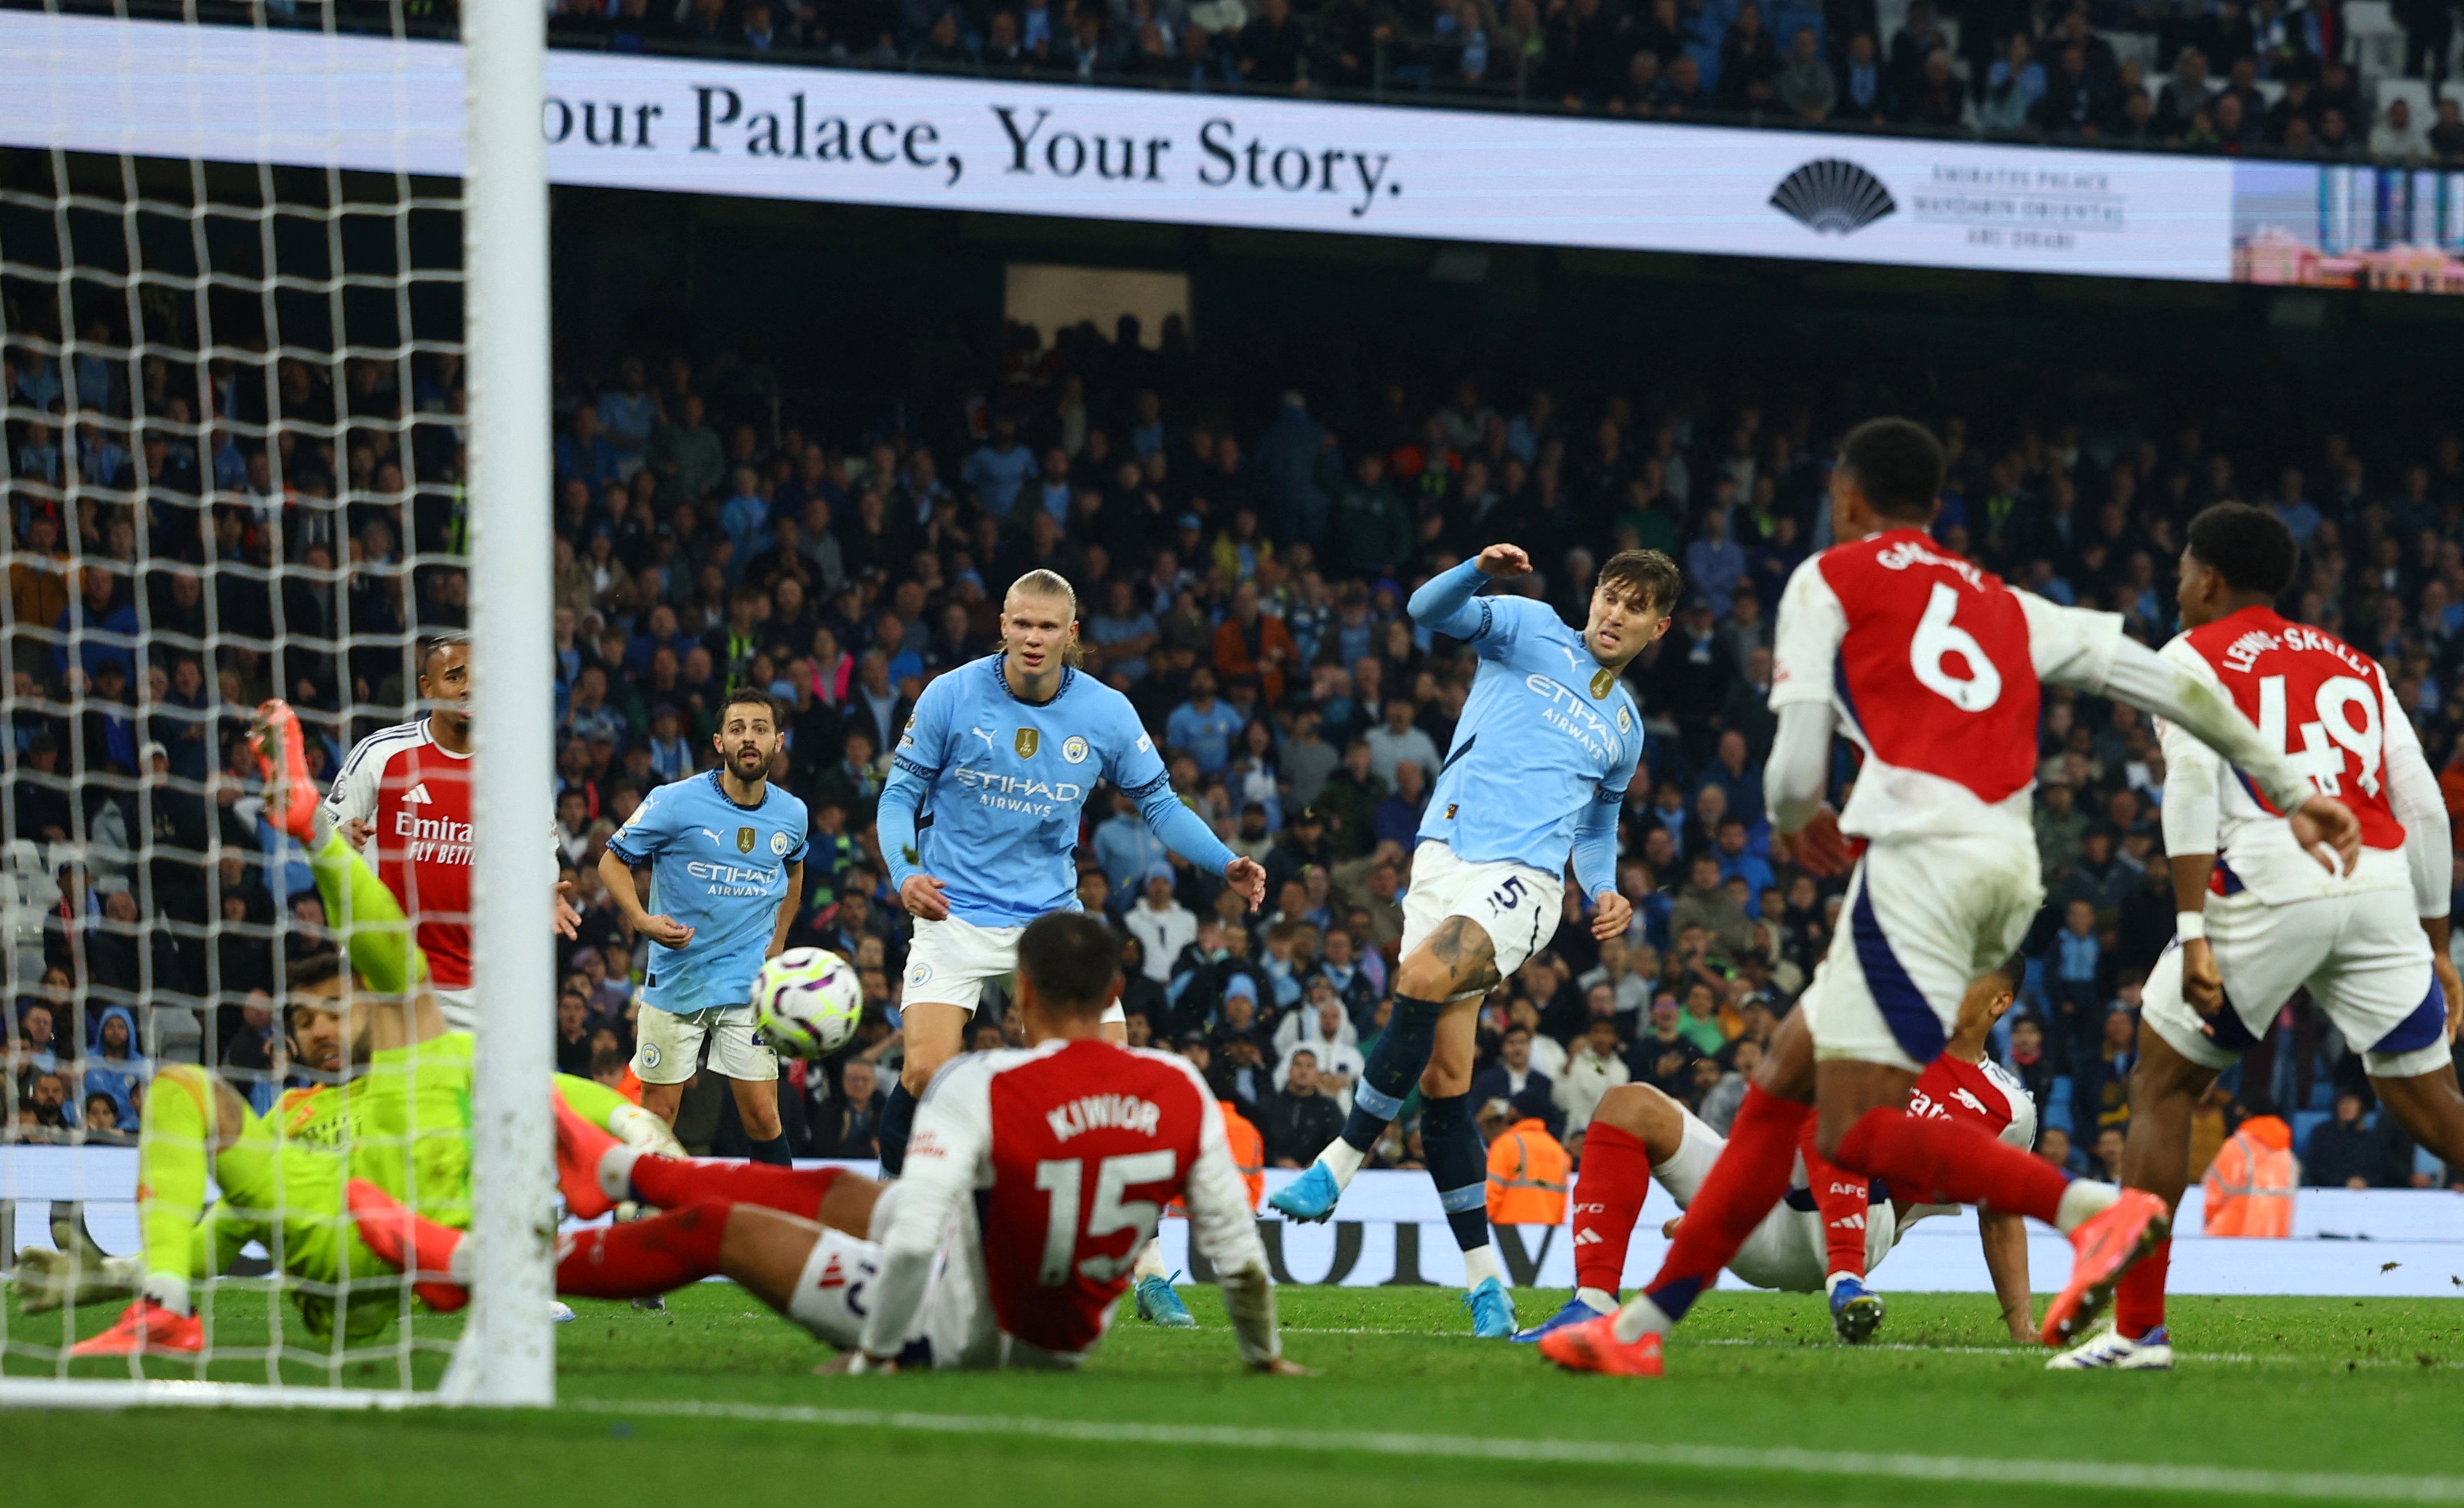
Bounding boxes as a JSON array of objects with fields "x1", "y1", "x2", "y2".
[
  {"x1": 2113, "y1": 1237, "x2": 2171, "y2": 1338},
  {"x1": 627, "y1": 1157, "x2": 844, "y2": 1221},
  {"x1": 1571, "y1": 1120, "x2": 1654, "y2": 1297},
  {"x1": 1798, "y1": 1120, "x2": 1871, "y2": 1281},
  {"x1": 1640, "y1": 1084, "x2": 1810, "y2": 1322},
  {"x1": 1833, "y1": 1106, "x2": 2070, "y2": 1225},
  {"x1": 555, "y1": 1201, "x2": 734, "y2": 1299}
]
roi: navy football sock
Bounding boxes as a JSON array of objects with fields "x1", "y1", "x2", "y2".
[
  {"x1": 1337, "y1": 993, "x2": 1445, "y2": 1152},
  {"x1": 746, "y1": 1133, "x2": 791, "y2": 1167},
  {"x1": 876, "y1": 1082, "x2": 918, "y2": 1176},
  {"x1": 1421, "y1": 1092, "x2": 1491, "y2": 1255}
]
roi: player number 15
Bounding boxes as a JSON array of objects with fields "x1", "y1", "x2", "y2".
[{"x1": 1035, "y1": 1151, "x2": 1177, "y2": 1285}]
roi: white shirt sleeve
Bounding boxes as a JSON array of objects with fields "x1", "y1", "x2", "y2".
[
  {"x1": 2014, "y1": 589, "x2": 2128, "y2": 691},
  {"x1": 2154, "y1": 638, "x2": 2224, "y2": 862},
  {"x1": 318, "y1": 728, "x2": 398, "y2": 838},
  {"x1": 1767, "y1": 554, "x2": 1847, "y2": 711},
  {"x1": 856, "y1": 1057, "x2": 992, "y2": 1359},
  {"x1": 1172, "y1": 1058, "x2": 1281, "y2": 1365},
  {"x1": 2378, "y1": 667, "x2": 2451, "y2": 920}
]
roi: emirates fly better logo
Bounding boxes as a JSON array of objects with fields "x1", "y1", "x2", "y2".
[{"x1": 1770, "y1": 159, "x2": 1897, "y2": 235}]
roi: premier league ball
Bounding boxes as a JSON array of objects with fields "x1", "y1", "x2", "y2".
[{"x1": 752, "y1": 947, "x2": 863, "y2": 1059}]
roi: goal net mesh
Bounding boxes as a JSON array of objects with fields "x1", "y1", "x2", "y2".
[{"x1": 1, "y1": 0, "x2": 504, "y2": 1398}]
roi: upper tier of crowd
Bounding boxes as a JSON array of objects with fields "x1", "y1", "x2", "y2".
[{"x1": 14, "y1": 0, "x2": 2464, "y2": 165}]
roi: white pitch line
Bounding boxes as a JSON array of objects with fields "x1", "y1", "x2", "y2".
[{"x1": 565, "y1": 1398, "x2": 2464, "y2": 1501}]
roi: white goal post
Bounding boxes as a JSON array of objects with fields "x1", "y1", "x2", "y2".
[{"x1": 0, "y1": 0, "x2": 554, "y2": 1409}]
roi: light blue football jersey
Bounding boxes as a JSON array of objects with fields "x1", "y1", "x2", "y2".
[
  {"x1": 890, "y1": 655, "x2": 1168, "y2": 926},
  {"x1": 1419, "y1": 592, "x2": 1644, "y2": 876},
  {"x1": 604, "y1": 769, "x2": 810, "y2": 1014}
]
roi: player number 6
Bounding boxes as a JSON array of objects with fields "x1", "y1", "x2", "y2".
[{"x1": 1910, "y1": 582, "x2": 2002, "y2": 713}]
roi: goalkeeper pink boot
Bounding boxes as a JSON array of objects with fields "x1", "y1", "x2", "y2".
[
  {"x1": 348, "y1": 1179, "x2": 471, "y2": 1313},
  {"x1": 248, "y1": 699, "x2": 320, "y2": 845},
  {"x1": 71, "y1": 1299, "x2": 203, "y2": 1357}
]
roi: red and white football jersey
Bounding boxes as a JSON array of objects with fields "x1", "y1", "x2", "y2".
[
  {"x1": 1907, "y1": 1051, "x2": 2037, "y2": 1152},
  {"x1": 320, "y1": 720, "x2": 475, "y2": 989},
  {"x1": 884, "y1": 1038, "x2": 1266, "y2": 1361},
  {"x1": 1770, "y1": 529, "x2": 2122, "y2": 844},
  {"x1": 2159, "y1": 606, "x2": 2417, "y2": 906}
]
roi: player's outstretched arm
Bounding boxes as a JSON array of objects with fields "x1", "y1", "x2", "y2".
[
  {"x1": 1129, "y1": 776, "x2": 1250, "y2": 905},
  {"x1": 1407, "y1": 549, "x2": 1525, "y2": 642},
  {"x1": 2039, "y1": 606, "x2": 2360, "y2": 872},
  {"x1": 1978, "y1": 1209, "x2": 2033, "y2": 1344}
]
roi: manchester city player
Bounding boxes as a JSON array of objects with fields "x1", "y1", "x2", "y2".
[
  {"x1": 1269, "y1": 543, "x2": 1681, "y2": 1337},
  {"x1": 602, "y1": 689, "x2": 809, "y2": 1166},
  {"x1": 875, "y1": 568, "x2": 1266, "y2": 1325}
]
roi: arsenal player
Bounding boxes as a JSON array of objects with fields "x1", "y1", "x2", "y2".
[
  {"x1": 2054, "y1": 503, "x2": 2464, "y2": 1370},
  {"x1": 321, "y1": 635, "x2": 575, "y2": 1030},
  {"x1": 1542, "y1": 417, "x2": 2362, "y2": 1378}
]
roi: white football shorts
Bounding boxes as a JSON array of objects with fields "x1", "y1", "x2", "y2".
[
  {"x1": 1801, "y1": 833, "x2": 2045, "y2": 1075},
  {"x1": 1401, "y1": 840, "x2": 1566, "y2": 998},
  {"x1": 630, "y1": 1002, "x2": 777, "y2": 1085},
  {"x1": 1651, "y1": 1103, "x2": 1895, "y2": 1292},
  {"x1": 906, "y1": 913, "x2": 1124, "y2": 1025},
  {"x1": 2142, "y1": 883, "x2": 2450, "y2": 1079}
]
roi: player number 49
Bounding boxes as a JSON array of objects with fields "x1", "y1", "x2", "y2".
[
  {"x1": 2256, "y1": 673, "x2": 2382, "y2": 797},
  {"x1": 1035, "y1": 1151, "x2": 1177, "y2": 1285}
]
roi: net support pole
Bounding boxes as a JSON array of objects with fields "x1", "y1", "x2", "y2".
[{"x1": 453, "y1": 0, "x2": 557, "y2": 1406}]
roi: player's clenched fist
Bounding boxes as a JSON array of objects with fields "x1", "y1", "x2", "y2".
[{"x1": 1475, "y1": 543, "x2": 1531, "y2": 578}]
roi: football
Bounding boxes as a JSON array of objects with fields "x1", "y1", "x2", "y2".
[{"x1": 750, "y1": 947, "x2": 863, "y2": 1059}]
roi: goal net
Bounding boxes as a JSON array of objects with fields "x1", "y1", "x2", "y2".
[{"x1": 1, "y1": 0, "x2": 555, "y2": 1407}]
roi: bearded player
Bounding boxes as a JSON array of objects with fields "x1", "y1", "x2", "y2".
[
  {"x1": 1269, "y1": 545, "x2": 1678, "y2": 1338},
  {"x1": 321, "y1": 635, "x2": 579, "y2": 1031},
  {"x1": 874, "y1": 568, "x2": 1266, "y2": 1329},
  {"x1": 1542, "y1": 418, "x2": 2360, "y2": 1377},
  {"x1": 54, "y1": 703, "x2": 669, "y2": 1354},
  {"x1": 600, "y1": 690, "x2": 807, "y2": 1167},
  {"x1": 2051, "y1": 503, "x2": 2464, "y2": 1370},
  {"x1": 1522, "y1": 961, "x2": 2037, "y2": 1346},
  {"x1": 351, "y1": 912, "x2": 1306, "y2": 1375}
]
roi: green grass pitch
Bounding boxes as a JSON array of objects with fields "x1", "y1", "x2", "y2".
[{"x1": 10, "y1": 1282, "x2": 2464, "y2": 1506}]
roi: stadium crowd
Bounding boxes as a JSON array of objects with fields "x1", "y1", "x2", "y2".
[
  {"x1": 10, "y1": 0, "x2": 2464, "y2": 165},
  {"x1": 8, "y1": 288, "x2": 2464, "y2": 1195}
]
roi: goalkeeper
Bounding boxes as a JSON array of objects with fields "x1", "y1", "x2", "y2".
[{"x1": 24, "y1": 701, "x2": 673, "y2": 1356}]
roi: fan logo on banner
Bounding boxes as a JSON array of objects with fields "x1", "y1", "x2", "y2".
[{"x1": 1770, "y1": 159, "x2": 1897, "y2": 236}]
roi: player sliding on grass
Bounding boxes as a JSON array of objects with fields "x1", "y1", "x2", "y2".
[
  {"x1": 353, "y1": 912, "x2": 1304, "y2": 1374},
  {"x1": 54, "y1": 702, "x2": 673, "y2": 1356},
  {"x1": 1269, "y1": 544, "x2": 1678, "y2": 1338},
  {"x1": 2051, "y1": 503, "x2": 2464, "y2": 1371},
  {"x1": 1520, "y1": 962, "x2": 2037, "y2": 1347},
  {"x1": 874, "y1": 568, "x2": 1265, "y2": 1329},
  {"x1": 1541, "y1": 418, "x2": 2363, "y2": 1377}
]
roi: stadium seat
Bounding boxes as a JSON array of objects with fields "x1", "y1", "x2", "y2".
[{"x1": 2292, "y1": 1108, "x2": 2330, "y2": 1159}]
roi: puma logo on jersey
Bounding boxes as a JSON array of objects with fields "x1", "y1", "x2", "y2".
[
  {"x1": 967, "y1": 725, "x2": 999, "y2": 758},
  {"x1": 1045, "y1": 1092, "x2": 1162, "y2": 1142},
  {"x1": 401, "y1": 782, "x2": 434, "y2": 805}
]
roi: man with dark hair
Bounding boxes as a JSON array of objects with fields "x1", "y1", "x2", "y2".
[
  {"x1": 601, "y1": 685, "x2": 809, "y2": 1166},
  {"x1": 321, "y1": 634, "x2": 579, "y2": 1031},
  {"x1": 1544, "y1": 418, "x2": 2363, "y2": 1377},
  {"x1": 2055, "y1": 501, "x2": 2464, "y2": 1370},
  {"x1": 379, "y1": 908, "x2": 1307, "y2": 1376},
  {"x1": 1271, "y1": 540, "x2": 1675, "y2": 1340}
]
